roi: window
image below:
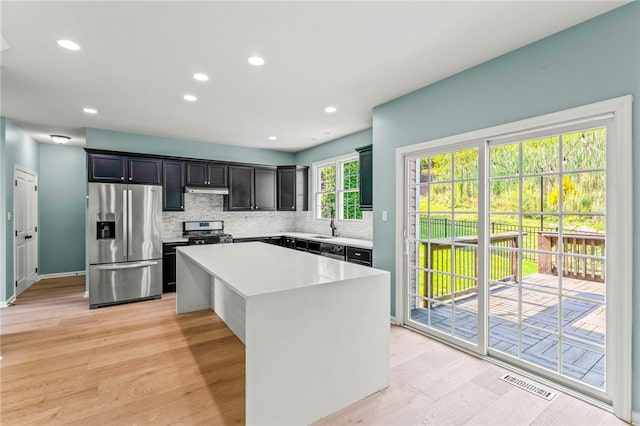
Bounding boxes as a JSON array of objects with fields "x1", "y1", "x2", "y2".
[{"x1": 314, "y1": 154, "x2": 362, "y2": 220}]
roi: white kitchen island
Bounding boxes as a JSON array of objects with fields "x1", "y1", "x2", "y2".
[{"x1": 176, "y1": 242, "x2": 390, "y2": 426}]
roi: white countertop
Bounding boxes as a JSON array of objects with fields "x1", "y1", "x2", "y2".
[
  {"x1": 232, "y1": 231, "x2": 373, "y2": 249},
  {"x1": 177, "y1": 242, "x2": 385, "y2": 298},
  {"x1": 163, "y1": 237, "x2": 188, "y2": 244}
]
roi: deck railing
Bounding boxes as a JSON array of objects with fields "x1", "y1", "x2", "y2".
[
  {"x1": 422, "y1": 232, "x2": 519, "y2": 300},
  {"x1": 419, "y1": 230, "x2": 606, "y2": 303},
  {"x1": 537, "y1": 232, "x2": 605, "y2": 282}
]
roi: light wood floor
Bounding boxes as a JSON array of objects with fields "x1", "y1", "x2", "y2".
[{"x1": 1, "y1": 277, "x2": 627, "y2": 425}]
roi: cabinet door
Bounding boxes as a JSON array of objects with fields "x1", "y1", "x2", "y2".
[
  {"x1": 296, "y1": 167, "x2": 309, "y2": 211},
  {"x1": 186, "y1": 162, "x2": 207, "y2": 186},
  {"x1": 88, "y1": 153, "x2": 126, "y2": 183},
  {"x1": 254, "y1": 167, "x2": 277, "y2": 211},
  {"x1": 207, "y1": 163, "x2": 227, "y2": 187},
  {"x1": 277, "y1": 167, "x2": 296, "y2": 211},
  {"x1": 356, "y1": 145, "x2": 373, "y2": 211},
  {"x1": 227, "y1": 166, "x2": 254, "y2": 211},
  {"x1": 162, "y1": 160, "x2": 185, "y2": 211},
  {"x1": 128, "y1": 157, "x2": 162, "y2": 184}
]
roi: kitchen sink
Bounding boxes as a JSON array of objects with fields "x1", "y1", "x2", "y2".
[{"x1": 311, "y1": 235, "x2": 333, "y2": 239}]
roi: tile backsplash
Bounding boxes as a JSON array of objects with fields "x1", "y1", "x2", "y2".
[{"x1": 162, "y1": 193, "x2": 373, "y2": 241}]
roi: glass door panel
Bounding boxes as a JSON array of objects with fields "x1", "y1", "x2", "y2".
[
  {"x1": 406, "y1": 147, "x2": 481, "y2": 349},
  {"x1": 487, "y1": 127, "x2": 607, "y2": 392}
]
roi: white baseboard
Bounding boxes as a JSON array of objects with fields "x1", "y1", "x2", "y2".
[
  {"x1": 39, "y1": 271, "x2": 86, "y2": 280},
  {"x1": 0, "y1": 295, "x2": 17, "y2": 308},
  {"x1": 390, "y1": 316, "x2": 397, "y2": 325},
  {"x1": 631, "y1": 410, "x2": 640, "y2": 425}
]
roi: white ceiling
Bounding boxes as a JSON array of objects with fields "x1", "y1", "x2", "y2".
[{"x1": 0, "y1": 1, "x2": 627, "y2": 152}]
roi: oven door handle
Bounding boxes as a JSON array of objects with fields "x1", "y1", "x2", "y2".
[{"x1": 94, "y1": 260, "x2": 159, "y2": 271}]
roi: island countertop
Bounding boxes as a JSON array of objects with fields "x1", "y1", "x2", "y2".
[
  {"x1": 176, "y1": 241, "x2": 390, "y2": 425},
  {"x1": 177, "y1": 242, "x2": 385, "y2": 298}
]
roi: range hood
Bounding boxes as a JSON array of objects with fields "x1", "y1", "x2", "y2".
[{"x1": 184, "y1": 186, "x2": 229, "y2": 195}]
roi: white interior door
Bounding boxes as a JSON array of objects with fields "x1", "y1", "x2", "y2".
[{"x1": 14, "y1": 167, "x2": 38, "y2": 296}]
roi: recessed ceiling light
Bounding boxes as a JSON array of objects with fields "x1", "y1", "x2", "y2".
[
  {"x1": 57, "y1": 39, "x2": 80, "y2": 51},
  {"x1": 193, "y1": 73, "x2": 209, "y2": 82},
  {"x1": 248, "y1": 56, "x2": 265, "y2": 66},
  {"x1": 268, "y1": 136, "x2": 278, "y2": 141},
  {"x1": 183, "y1": 94, "x2": 197, "y2": 102},
  {"x1": 50, "y1": 135, "x2": 70, "y2": 144},
  {"x1": 83, "y1": 107, "x2": 98, "y2": 114},
  {"x1": 324, "y1": 106, "x2": 337, "y2": 113}
]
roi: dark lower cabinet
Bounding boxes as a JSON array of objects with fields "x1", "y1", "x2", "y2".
[
  {"x1": 346, "y1": 246, "x2": 372, "y2": 267},
  {"x1": 163, "y1": 242, "x2": 188, "y2": 293},
  {"x1": 162, "y1": 160, "x2": 185, "y2": 211},
  {"x1": 355, "y1": 145, "x2": 373, "y2": 211}
]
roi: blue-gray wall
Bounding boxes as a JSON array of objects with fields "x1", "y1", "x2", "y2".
[
  {"x1": 38, "y1": 144, "x2": 87, "y2": 275},
  {"x1": 370, "y1": 2, "x2": 639, "y2": 411},
  {"x1": 0, "y1": 118, "x2": 6, "y2": 301},
  {"x1": 4, "y1": 118, "x2": 40, "y2": 300},
  {"x1": 86, "y1": 128, "x2": 296, "y2": 165}
]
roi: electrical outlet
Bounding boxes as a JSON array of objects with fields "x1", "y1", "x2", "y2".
[
  {"x1": 382, "y1": 211, "x2": 388, "y2": 221},
  {"x1": 7, "y1": 212, "x2": 11, "y2": 221}
]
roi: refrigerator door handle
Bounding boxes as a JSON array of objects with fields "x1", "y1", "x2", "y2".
[
  {"x1": 122, "y1": 189, "x2": 128, "y2": 256},
  {"x1": 94, "y1": 260, "x2": 159, "y2": 271},
  {"x1": 127, "y1": 189, "x2": 133, "y2": 257}
]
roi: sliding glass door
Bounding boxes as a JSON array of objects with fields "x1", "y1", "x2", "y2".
[{"x1": 403, "y1": 122, "x2": 612, "y2": 400}]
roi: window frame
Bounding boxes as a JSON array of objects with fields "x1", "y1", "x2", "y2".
[{"x1": 313, "y1": 152, "x2": 363, "y2": 222}]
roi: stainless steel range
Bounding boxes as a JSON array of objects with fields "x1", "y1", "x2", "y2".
[{"x1": 183, "y1": 220, "x2": 234, "y2": 245}]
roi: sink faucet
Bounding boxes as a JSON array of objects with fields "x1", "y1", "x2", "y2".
[{"x1": 330, "y1": 211, "x2": 338, "y2": 237}]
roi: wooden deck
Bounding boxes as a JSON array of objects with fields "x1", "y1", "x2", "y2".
[{"x1": 410, "y1": 273, "x2": 605, "y2": 389}]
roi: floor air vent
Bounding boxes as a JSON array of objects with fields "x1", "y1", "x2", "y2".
[{"x1": 500, "y1": 373, "x2": 556, "y2": 400}]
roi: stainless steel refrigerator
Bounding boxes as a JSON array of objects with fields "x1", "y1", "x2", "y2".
[{"x1": 88, "y1": 182, "x2": 163, "y2": 308}]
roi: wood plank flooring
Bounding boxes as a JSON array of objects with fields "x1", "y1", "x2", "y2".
[
  {"x1": 1, "y1": 276, "x2": 627, "y2": 425},
  {"x1": 1, "y1": 276, "x2": 245, "y2": 425}
]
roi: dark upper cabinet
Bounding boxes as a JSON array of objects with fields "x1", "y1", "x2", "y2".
[
  {"x1": 162, "y1": 160, "x2": 185, "y2": 211},
  {"x1": 88, "y1": 153, "x2": 160, "y2": 185},
  {"x1": 226, "y1": 166, "x2": 276, "y2": 211},
  {"x1": 254, "y1": 167, "x2": 277, "y2": 211},
  {"x1": 277, "y1": 166, "x2": 308, "y2": 211},
  {"x1": 227, "y1": 166, "x2": 254, "y2": 211},
  {"x1": 186, "y1": 161, "x2": 227, "y2": 187},
  {"x1": 88, "y1": 153, "x2": 127, "y2": 183},
  {"x1": 128, "y1": 157, "x2": 162, "y2": 185},
  {"x1": 355, "y1": 145, "x2": 373, "y2": 211}
]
